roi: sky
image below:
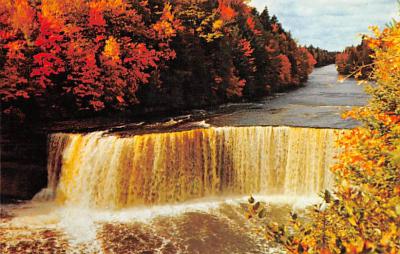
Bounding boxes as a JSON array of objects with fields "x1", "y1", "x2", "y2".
[{"x1": 250, "y1": 0, "x2": 399, "y2": 51}]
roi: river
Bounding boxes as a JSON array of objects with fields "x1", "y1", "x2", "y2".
[
  {"x1": 207, "y1": 65, "x2": 368, "y2": 128},
  {"x1": 0, "y1": 65, "x2": 368, "y2": 254}
]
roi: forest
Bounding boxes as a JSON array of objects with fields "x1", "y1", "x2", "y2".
[
  {"x1": 0, "y1": 0, "x2": 330, "y2": 122},
  {"x1": 307, "y1": 46, "x2": 336, "y2": 68},
  {"x1": 336, "y1": 38, "x2": 373, "y2": 79}
]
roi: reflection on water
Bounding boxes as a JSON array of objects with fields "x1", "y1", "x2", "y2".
[{"x1": 1, "y1": 196, "x2": 317, "y2": 254}]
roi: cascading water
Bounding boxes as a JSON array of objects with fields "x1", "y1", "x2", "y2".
[
  {"x1": 2, "y1": 126, "x2": 345, "y2": 253},
  {"x1": 46, "y1": 126, "x2": 342, "y2": 208}
]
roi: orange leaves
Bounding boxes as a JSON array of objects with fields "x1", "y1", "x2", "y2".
[
  {"x1": 0, "y1": 0, "x2": 181, "y2": 113},
  {"x1": 153, "y1": 3, "x2": 181, "y2": 40},
  {"x1": 296, "y1": 47, "x2": 317, "y2": 75},
  {"x1": 218, "y1": 0, "x2": 237, "y2": 21},
  {"x1": 0, "y1": 0, "x2": 322, "y2": 117},
  {"x1": 320, "y1": 247, "x2": 332, "y2": 254},
  {"x1": 10, "y1": 0, "x2": 35, "y2": 38},
  {"x1": 153, "y1": 19, "x2": 175, "y2": 39}
]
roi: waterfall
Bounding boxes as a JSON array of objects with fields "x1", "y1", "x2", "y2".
[{"x1": 47, "y1": 126, "x2": 343, "y2": 208}]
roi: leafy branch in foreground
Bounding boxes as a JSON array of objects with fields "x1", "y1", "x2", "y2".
[{"x1": 247, "y1": 21, "x2": 400, "y2": 254}]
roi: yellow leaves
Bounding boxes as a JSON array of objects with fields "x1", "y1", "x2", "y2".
[
  {"x1": 197, "y1": 14, "x2": 224, "y2": 42},
  {"x1": 348, "y1": 216, "x2": 357, "y2": 227},
  {"x1": 369, "y1": 25, "x2": 381, "y2": 37},
  {"x1": 380, "y1": 231, "x2": 393, "y2": 246},
  {"x1": 212, "y1": 19, "x2": 223, "y2": 31},
  {"x1": 103, "y1": 36, "x2": 120, "y2": 62},
  {"x1": 390, "y1": 147, "x2": 400, "y2": 168}
]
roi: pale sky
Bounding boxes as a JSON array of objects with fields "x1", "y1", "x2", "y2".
[{"x1": 250, "y1": 0, "x2": 399, "y2": 51}]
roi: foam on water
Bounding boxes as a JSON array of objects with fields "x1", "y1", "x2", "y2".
[{"x1": 1, "y1": 194, "x2": 322, "y2": 253}]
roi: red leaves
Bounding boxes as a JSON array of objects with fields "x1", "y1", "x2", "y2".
[
  {"x1": 31, "y1": 15, "x2": 65, "y2": 89},
  {"x1": 67, "y1": 46, "x2": 105, "y2": 111},
  {"x1": 298, "y1": 47, "x2": 317, "y2": 74},
  {"x1": 239, "y1": 39, "x2": 254, "y2": 57},
  {"x1": 276, "y1": 54, "x2": 292, "y2": 85},
  {"x1": 0, "y1": 39, "x2": 30, "y2": 110},
  {"x1": 1, "y1": 0, "x2": 180, "y2": 114},
  {"x1": 89, "y1": 7, "x2": 106, "y2": 27},
  {"x1": 1, "y1": 0, "x2": 319, "y2": 118},
  {"x1": 336, "y1": 52, "x2": 350, "y2": 74},
  {"x1": 30, "y1": 53, "x2": 65, "y2": 88},
  {"x1": 35, "y1": 15, "x2": 63, "y2": 52},
  {"x1": 246, "y1": 17, "x2": 261, "y2": 35}
]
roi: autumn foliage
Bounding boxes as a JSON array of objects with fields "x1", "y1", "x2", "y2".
[
  {"x1": 248, "y1": 21, "x2": 400, "y2": 253},
  {"x1": 335, "y1": 39, "x2": 373, "y2": 79},
  {"x1": 1, "y1": 0, "x2": 320, "y2": 121},
  {"x1": 307, "y1": 46, "x2": 336, "y2": 67}
]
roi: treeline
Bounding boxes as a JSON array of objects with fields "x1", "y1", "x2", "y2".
[
  {"x1": 307, "y1": 46, "x2": 336, "y2": 67},
  {"x1": 335, "y1": 38, "x2": 373, "y2": 79},
  {"x1": 1, "y1": 0, "x2": 320, "y2": 121}
]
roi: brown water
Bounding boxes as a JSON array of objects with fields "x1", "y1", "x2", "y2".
[
  {"x1": 0, "y1": 66, "x2": 366, "y2": 253},
  {"x1": 1, "y1": 196, "x2": 309, "y2": 254},
  {"x1": 1, "y1": 126, "x2": 343, "y2": 254}
]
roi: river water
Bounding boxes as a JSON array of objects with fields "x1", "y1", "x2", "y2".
[
  {"x1": 0, "y1": 65, "x2": 368, "y2": 254},
  {"x1": 207, "y1": 65, "x2": 368, "y2": 128}
]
